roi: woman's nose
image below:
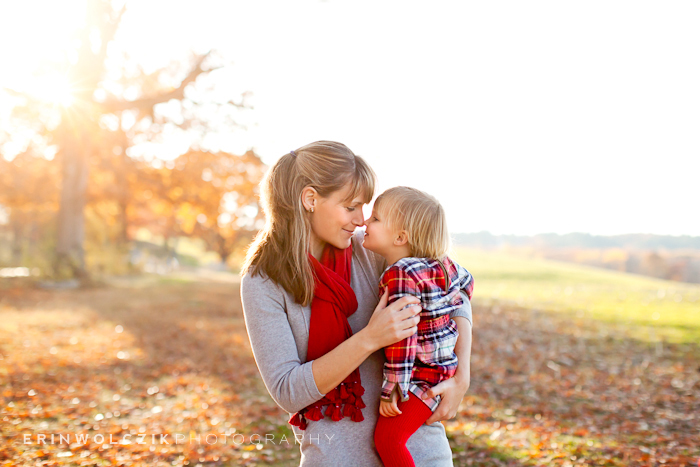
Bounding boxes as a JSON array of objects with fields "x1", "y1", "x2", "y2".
[{"x1": 353, "y1": 212, "x2": 365, "y2": 227}]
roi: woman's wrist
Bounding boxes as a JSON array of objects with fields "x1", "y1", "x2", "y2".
[
  {"x1": 454, "y1": 365, "x2": 471, "y2": 389},
  {"x1": 355, "y1": 327, "x2": 380, "y2": 354},
  {"x1": 312, "y1": 328, "x2": 378, "y2": 394}
]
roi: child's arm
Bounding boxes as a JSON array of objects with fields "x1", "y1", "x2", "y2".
[{"x1": 379, "y1": 265, "x2": 420, "y2": 406}]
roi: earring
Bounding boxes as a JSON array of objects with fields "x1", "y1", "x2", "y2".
[{"x1": 310, "y1": 207, "x2": 314, "y2": 213}]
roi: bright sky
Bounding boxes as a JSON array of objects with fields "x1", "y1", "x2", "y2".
[{"x1": 1, "y1": 0, "x2": 698, "y2": 236}]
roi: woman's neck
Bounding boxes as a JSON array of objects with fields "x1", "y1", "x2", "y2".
[{"x1": 310, "y1": 235, "x2": 326, "y2": 260}]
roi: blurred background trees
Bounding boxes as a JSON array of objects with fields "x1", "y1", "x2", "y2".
[{"x1": 0, "y1": 0, "x2": 265, "y2": 283}]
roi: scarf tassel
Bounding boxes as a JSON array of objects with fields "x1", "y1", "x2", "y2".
[
  {"x1": 289, "y1": 412, "x2": 308, "y2": 430},
  {"x1": 351, "y1": 406, "x2": 364, "y2": 422},
  {"x1": 342, "y1": 402, "x2": 355, "y2": 417},
  {"x1": 325, "y1": 404, "x2": 344, "y2": 421},
  {"x1": 332, "y1": 405, "x2": 343, "y2": 421},
  {"x1": 350, "y1": 381, "x2": 365, "y2": 397},
  {"x1": 326, "y1": 388, "x2": 339, "y2": 403},
  {"x1": 290, "y1": 396, "x2": 365, "y2": 430},
  {"x1": 306, "y1": 405, "x2": 323, "y2": 421}
]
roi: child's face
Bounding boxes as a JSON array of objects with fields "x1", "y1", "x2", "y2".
[{"x1": 362, "y1": 209, "x2": 397, "y2": 257}]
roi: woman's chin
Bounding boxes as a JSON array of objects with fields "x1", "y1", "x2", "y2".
[{"x1": 331, "y1": 237, "x2": 353, "y2": 250}]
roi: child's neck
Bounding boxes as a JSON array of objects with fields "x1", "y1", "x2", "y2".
[{"x1": 383, "y1": 245, "x2": 412, "y2": 267}]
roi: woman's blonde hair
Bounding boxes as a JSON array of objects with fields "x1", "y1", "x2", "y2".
[
  {"x1": 241, "y1": 141, "x2": 376, "y2": 306},
  {"x1": 373, "y1": 186, "x2": 451, "y2": 261}
]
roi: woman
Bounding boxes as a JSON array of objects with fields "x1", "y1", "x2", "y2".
[{"x1": 240, "y1": 141, "x2": 473, "y2": 466}]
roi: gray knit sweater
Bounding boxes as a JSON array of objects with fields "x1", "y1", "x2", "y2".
[{"x1": 240, "y1": 230, "x2": 472, "y2": 466}]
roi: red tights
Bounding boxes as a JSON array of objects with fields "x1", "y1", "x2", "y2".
[{"x1": 374, "y1": 392, "x2": 433, "y2": 467}]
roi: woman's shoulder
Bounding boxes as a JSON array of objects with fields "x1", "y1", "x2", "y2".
[
  {"x1": 240, "y1": 266, "x2": 269, "y2": 288},
  {"x1": 240, "y1": 268, "x2": 288, "y2": 305}
]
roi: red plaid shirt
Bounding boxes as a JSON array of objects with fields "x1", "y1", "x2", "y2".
[{"x1": 378, "y1": 256, "x2": 474, "y2": 412}]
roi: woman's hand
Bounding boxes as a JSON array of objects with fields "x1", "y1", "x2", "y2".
[
  {"x1": 361, "y1": 289, "x2": 421, "y2": 352},
  {"x1": 422, "y1": 370, "x2": 471, "y2": 425},
  {"x1": 423, "y1": 316, "x2": 472, "y2": 424}
]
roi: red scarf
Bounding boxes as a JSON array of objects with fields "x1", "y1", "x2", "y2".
[{"x1": 288, "y1": 243, "x2": 366, "y2": 430}]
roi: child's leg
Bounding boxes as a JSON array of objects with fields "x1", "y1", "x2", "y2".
[{"x1": 374, "y1": 392, "x2": 433, "y2": 467}]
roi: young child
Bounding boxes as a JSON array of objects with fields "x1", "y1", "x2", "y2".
[{"x1": 362, "y1": 186, "x2": 474, "y2": 467}]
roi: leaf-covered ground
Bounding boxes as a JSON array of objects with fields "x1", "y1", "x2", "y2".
[
  {"x1": 448, "y1": 303, "x2": 699, "y2": 466},
  {"x1": 1, "y1": 275, "x2": 698, "y2": 466}
]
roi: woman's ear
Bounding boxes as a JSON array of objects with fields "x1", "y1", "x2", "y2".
[
  {"x1": 301, "y1": 186, "x2": 317, "y2": 212},
  {"x1": 394, "y1": 230, "x2": 409, "y2": 246}
]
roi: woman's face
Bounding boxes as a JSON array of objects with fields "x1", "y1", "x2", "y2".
[{"x1": 308, "y1": 183, "x2": 366, "y2": 256}]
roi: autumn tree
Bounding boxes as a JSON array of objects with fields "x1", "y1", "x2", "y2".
[
  {"x1": 0, "y1": 153, "x2": 61, "y2": 268},
  {"x1": 126, "y1": 149, "x2": 265, "y2": 266},
  {"x1": 0, "y1": 0, "x2": 262, "y2": 281}
]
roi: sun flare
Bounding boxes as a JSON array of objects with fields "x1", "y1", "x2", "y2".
[
  {"x1": 29, "y1": 74, "x2": 76, "y2": 107},
  {"x1": 0, "y1": 1, "x2": 84, "y2": 106}
]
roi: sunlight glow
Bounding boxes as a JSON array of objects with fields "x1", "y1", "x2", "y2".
[
  {"x1": 0, "y1": 1, "x2": 84, "y2": 105},
  {"x1": 1, "y1": 0, "x2": 698, "y2": 235},
  {"x1": 29, "y1": 74, "x2": 75, "y2": 107}
]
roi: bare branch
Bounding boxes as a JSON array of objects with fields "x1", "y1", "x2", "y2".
[
  {"x1": 3, "y1": 87, "x2": 30, "y2": 99},
  {"x1": 96, "y1": 4, "x2": 127, "y2": 65},
  {"x1": 186, "y1": 97, "x2": 250, "y2": 109},
  {"x1": 2, "y1": 87, "x2": 44, "y2": 107},
  {"x1": 101, "y1": 53, "x2": 216, "y2": 112}
]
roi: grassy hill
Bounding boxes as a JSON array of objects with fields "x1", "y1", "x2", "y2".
[{"x1": 452, "y1": 247, "x2": 700, "y2": 344}]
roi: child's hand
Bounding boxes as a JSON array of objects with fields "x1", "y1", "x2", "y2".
[{"x1": 379, "y1": 389, "x2": 402, "y2": 417}]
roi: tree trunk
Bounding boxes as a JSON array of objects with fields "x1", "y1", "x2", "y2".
[
  {"x1": 11, "y1": 219, "x2": 23, "y2": 265},
  {"x1": 217, "y1": 233, "x2": 232, "y2": 267},
  {"x1": 116, "y1": 130, "x2": 130, "y2": 246},
  {"x1": 54, "y1": 133, "x2": 90, "y2": 281}
]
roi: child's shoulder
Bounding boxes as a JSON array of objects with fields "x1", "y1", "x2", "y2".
[
  {"x1": 380, "y1": 257, "x2": 433, "y2": 283},
  {"x1": 393, "y1": 256, "x2": 428, "y2": 270},
  {"x1": 443, "y1": 255, "x2": 473, "y2": 278}
]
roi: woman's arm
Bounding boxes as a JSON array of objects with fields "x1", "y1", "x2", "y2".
[
  {"x1": 450, "y1": 290, "x2": 473, "y2": 324},
  {"x1": 241, "y1": 273, "x2": 325, "y2": 413},
  {"x1": 424, "y1": 286, "x2": 474, "y2": 424},
  {"x1": 241, "y1": 273, "x2": 422, "y2": 410},
  {"x1": 312, "y1": 289, "x2": 422, "y2": 394},
  {"x1": 423, "y1": 315, "x2": 472, "y2": 424}
]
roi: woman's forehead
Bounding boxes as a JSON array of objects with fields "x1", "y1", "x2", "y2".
[{"x1": 334, "y1": 183, "x2": 367, "y2": 204}]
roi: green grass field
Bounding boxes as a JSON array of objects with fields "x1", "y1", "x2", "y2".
[{"x1": 451, "y1": 247, "x2": 700, "y2": 344}]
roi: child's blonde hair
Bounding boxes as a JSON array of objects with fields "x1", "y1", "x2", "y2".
[{"x1": 373, "y1": 186, "x2": 451, "y2": 260}]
